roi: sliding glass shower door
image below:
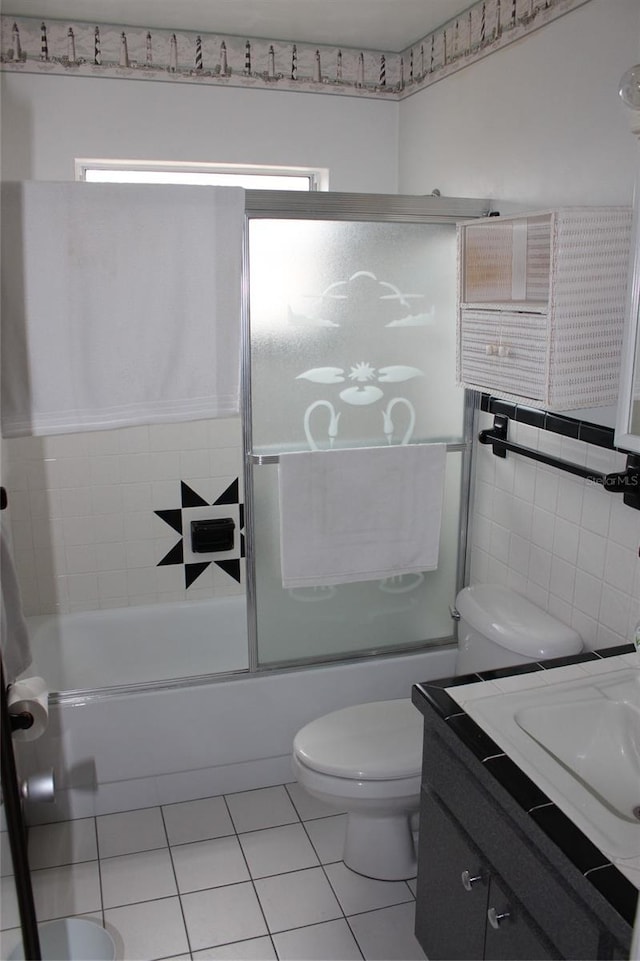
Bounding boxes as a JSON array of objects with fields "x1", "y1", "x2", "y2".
[{"x1": 244, "y1": 193, "x2": 488, "y2": 668}]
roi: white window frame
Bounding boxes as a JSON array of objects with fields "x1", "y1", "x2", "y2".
[{"x1": 75, "y1": 158, "x2": 329, "y2": 191}]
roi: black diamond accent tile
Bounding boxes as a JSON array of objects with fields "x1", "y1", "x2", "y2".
[
  {"x1": 185, "y1": 562, "x2": 210, "y2": 588},
  {"x1": 216, "y1": 558, "x2": 241, "y2": 583},
  {"x1": 595, "y1": 643, "x2": 634, "y2": 657},
  {"x1": 158, "y1": 540, "x2": 184, "y2": 566},
  {"x1": 181, "y1": 481, "x2": 209, "y2": 508},
  {"x1": 240, "y1": 533, "x2": 246, "y2": 558},
  {"x1": 478, "y1": 662, "x2": 544, "y2": 681},
  {"x1": 214, "y1": 478, "x2": 239, "y2": 505},
  {"x1": 530, "y1": 806, "x2": 610, "y2": 874},
  {"x1": 538, "y1": 652, "x2": 599, "y2": 669},
  {"x1": 445, "y1": 714, "x2": 505, "y2": 762},
  {"x1": 483, "y1": 756, "x2": 551, "y2": 812},
  {"x1": 154, "y1": 509, "x2": 183, "y2": 535},
  {"x1": 239, "y1": 503, "x2": 245, "y2": 529},
  {"x1": 584, "y1": 865, "x2": 639, "y2": 926}
]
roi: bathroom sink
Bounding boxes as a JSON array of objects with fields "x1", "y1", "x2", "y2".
[
  {"x1": 514, "y1": 698, "x2": 640, "y2": 823},
  {"x1": 462, "y1": 667, "x2": 640, "y2": 860}
]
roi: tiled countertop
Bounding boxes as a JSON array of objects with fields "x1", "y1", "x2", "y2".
[{"x1": 412, "y1": 644, "x2": 639, "y2": 928}]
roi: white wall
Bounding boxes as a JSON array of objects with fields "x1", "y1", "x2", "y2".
[
  {"x1": 398, "y1": 0, "x2": 640, "y2": 207},
  {"x1": 1, "y1": 71, "x2": 398, "y2": 190}
]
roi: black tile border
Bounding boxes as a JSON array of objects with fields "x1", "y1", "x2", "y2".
[
  {"x1": 530, "y1": 805, "x2": 611, "y2": 874},
  {"x1": 413, "y1": 643, "x2": 638, "y2": 926},
  {"x1": 585, "y1": 865, "x2": 640, "y2": 927},
  {"x1": 445, "y1": 714, "x2": 505, "y2": 762},
  {"x1": 480, "y1": 394, "x2": 618, "y2": 451},
  {"x1": 483, "y1": 755, "x2": 552, "y2": 813}
]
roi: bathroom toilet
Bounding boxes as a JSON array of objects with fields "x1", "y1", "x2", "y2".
[
  {"x1": 292, "y1": 584, "x2": 583, "y2": 881},
  {"x1": 455, "y1": 582, "x2": 583, "y2": 674}
]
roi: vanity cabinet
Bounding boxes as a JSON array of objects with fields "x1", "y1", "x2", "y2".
[
  {"x1": 417, "y1": 789, "x2": 557, "y2": 960},
  {"x1": 457, "y1": 207, "x2": 632, "y2": 410},
  {"x1": 413, "y1": 704, "x2": 633, "y2": 961}
]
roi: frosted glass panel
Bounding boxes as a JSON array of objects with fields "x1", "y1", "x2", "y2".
[
  {"x1": 249, "y1": 220, "x2": 462, "y2": 451},
  {"x1": 247, "y1": 216, "x2": 464, "y2": 667},
  {"x1": 253, "y1": 455, "x2": 462, "y2": 665}
]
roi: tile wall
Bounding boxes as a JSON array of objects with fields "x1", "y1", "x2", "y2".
[
  {"x1": 2, "y1": 417, "x2": 244, "y2": 615},
  {"x1": 469, "y1": 407, "x2": 640, "y2": 650}
]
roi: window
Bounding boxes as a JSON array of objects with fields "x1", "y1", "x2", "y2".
[{"x1": 75, "y1": 159, "x2": 328, "y2": 191}]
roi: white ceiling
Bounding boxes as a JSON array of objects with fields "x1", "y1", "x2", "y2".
[{"x1": 2, "y1": 0, "x2": 474, "y2": 52}]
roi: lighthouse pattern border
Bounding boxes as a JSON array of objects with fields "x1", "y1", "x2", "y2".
[{"x1": 1, "y1": 0, "x2": 589, "y2": 101}]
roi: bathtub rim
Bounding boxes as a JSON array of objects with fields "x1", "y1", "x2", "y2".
[{"x1": 48, "y1": 635, "x2": 457, "y2": 706}]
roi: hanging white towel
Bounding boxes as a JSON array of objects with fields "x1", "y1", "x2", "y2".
[
  {"x1": 278, "y1": 444, "x2": 447, "y2": 588},
  {"x1": 1, "y1": 521, "x2": 32, "y2": 683},
  {"x1": 1, "y1": 182, "x2": 245, "y2": 437}
]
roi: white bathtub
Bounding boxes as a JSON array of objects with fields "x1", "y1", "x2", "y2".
[
  {"x1": 19, "y1": 599, "x2": 456, "y2": 824},
  {"x1": 26, "y1": 596, "x2": 248, "y2": 692}
]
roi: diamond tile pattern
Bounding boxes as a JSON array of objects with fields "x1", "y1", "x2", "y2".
[{"x1": 11, "y1": 782, "x2": 425, "y2": 960}]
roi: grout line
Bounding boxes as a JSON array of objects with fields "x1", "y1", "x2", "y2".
[
  {"x1": 92, "y1": 815, "x2": 107, "y2": 927},
  {"x1": 226, "y1": 793, "x2": 280, "y2": 959},
  {"x1": 159, "y1": 805, "x2": 193, "y2": 960}
]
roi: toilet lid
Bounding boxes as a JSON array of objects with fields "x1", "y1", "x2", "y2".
[{"x1": 293, "y1": 699, "x2": 423, "y2": 780}]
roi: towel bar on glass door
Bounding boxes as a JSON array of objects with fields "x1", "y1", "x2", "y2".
[{"x1": 249, "y1": 443, "x2": 468, "y2": 465}]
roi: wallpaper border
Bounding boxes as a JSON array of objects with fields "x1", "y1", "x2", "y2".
[{"x1": 1, "y1": 0, "x2": 591, "y2": 101}]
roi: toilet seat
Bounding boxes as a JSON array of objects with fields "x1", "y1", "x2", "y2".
[{"x1": 293, "y1": 699, "x2": 422, "y2": 781}]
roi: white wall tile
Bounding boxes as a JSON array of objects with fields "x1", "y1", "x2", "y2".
[
  {"x1": 598, "y1": 584, "x2": 630, "y2": 637},
  {"x1": 576, "y1": 529, "x2": 606, "y2": 579},
  {"x1": 468, "y1": 424, "x2": 639, "y2": 652},
  {"x1": 508, "y1": 533, "x2": 530, "y2": 576},
  {"x1": 531, "y1": 507, "x2": 554, "y2": 551},
  {"x1": 580, "y1": 483, "x2": 610, "y2": 536},
  {"x1": 549, "y1": 555, "x2": 575, "y2": 603},
  {"x1": 528, "y1": 546, "x2": 552, "y2": 590},
  {"x1": 533, "y1": 468, "x2": 558, "y2": 513},
  {"x1": 556, "y1": 476, "x2": 583, "y2": 525},
  {"x1": 573, "y1": 570, "x2": 602, "y2": 620},
  {"x1": 489, "y1": 523, "x2": 510, "y2": 565}
]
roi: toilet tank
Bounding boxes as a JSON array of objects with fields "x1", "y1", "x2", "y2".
[{"x1": 455, "y1": 584, "x2": 583, "y2": 675}]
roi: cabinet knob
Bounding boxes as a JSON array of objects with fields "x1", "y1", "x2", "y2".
[
  {"x1": 497, "y1": 345, "x2": 511, "y2": 358},
  {"x1": 487, "y1": 907, "x2": 511, "y2": 929},
  {"x1": 485, "y1": 344, "x2": 497, "y2": 356},
  {"x1": 461, "y1": 870, "x2": 483, "y2": 891}
]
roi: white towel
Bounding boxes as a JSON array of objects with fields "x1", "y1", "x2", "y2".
[
  {"x1": 1, "y1": 524, "x2": 32, "y2": 683},
  {"x1": 1, "y1": 182, "x2": 244, "y2": 437},
  {"x1": 279, "y1": 444, "x2": 447, "y2": 588}
]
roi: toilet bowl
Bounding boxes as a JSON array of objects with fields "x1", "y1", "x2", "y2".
[
  {"x1": 292, "y1": 584, "x2": 583, "y2": 881},
  {"x1": 293, "y1": 699, "x2": 422, "y2": 880}
]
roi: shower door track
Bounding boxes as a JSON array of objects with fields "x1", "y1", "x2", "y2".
[{"x1": 242, "y1": 190, "x2": 492, "y2": 674}]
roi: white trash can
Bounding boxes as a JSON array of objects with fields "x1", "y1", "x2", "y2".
[{"x1": 9, "y1": 918, "x2": 116, "y2": 960}]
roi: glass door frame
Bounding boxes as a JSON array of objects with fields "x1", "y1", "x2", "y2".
[{"x1": 241, "y1": 190, "x2": 492, "y2": 672}]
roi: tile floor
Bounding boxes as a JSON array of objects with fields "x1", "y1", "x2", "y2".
[{"x1": 0, "y1": 783, "x2": 427, "y2": 961}]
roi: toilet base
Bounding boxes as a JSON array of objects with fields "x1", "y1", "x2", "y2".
[{"x1": 343, "y1": 811, "x2": 416, "y2": 881}]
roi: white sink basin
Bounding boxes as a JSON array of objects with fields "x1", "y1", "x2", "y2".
[
  {"x1": 515, "y1": 699, "x2": 640, "y2": 822},
  {"x1": 463, "y1": 667, "x2": 640, "y2": 860}
]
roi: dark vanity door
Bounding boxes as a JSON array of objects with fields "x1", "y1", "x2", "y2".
[
  {"x1": 484, "y1": 876, "x2": 558, "y2": 960},
  {"x1": 416, "y1": 790, "x2": 489, "y2": 959}
]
